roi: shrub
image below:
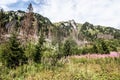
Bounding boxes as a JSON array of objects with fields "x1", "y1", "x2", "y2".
[
  {"x1": 24, "y1": 42, "x2": 36, "y2": 63},
  {"x1": 81, "y1": 47, "x2": 89, "y2": 54},
  {"x1": 92, "y1": 40, "x2": 110, "y2": 54},
  {"x1": 101, "y1": 40, "x2": 110, "y2": 54},
  {"x1": 92, "y1": 44, "x2": 98, "y2": 53},
  {"x1": 41, "y1": 46, "x2": 58, "y2": 66},
  {"x1": 63, "y1": 39, "x2": 77, "y2": 57},
  {"x1": 72, "y1": 47, "x2": 81, "y2": 55}
]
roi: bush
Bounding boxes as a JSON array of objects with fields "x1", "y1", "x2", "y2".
[
  {"x1": 72, "y1": 47, "x2": 81, "y2": 55},
  {"x1": 81, "y1": 47, "x2": 89, "y2": 54},
  {"x1": 63, "y1": 39, "x2": 77, "y2": 57},
  {"x1": 41, "y1": 45, "x2": 58, "y2": 66},
  {"x1": 92, "y1": 40, "x2": 110, "y2": 54},
  {"x1": 24, "y1": 42, "x2": 36, "y2": 63},
  {"x1": 101, "y1": 40, "x2": 110, "y2": 54},
  {"x1": 92, "y1": 44, "x2": 98, "y2": 53}
]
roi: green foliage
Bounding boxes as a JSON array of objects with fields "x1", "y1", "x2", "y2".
[
  {"x1": 0, "y1": 33, "x2": 27, "y2": 68},
  {"x1": 91, "y1": 40, "x2": 110, "y2": 54},
  {"x1": 34, "y1": 34, "x2": 45, "y2": 63},
  {"x1": 71, "y1": 47, "x2": 81, "y2": 55},
  {"x1": 63, "y1": 39, "x2": 71, "y2": 57},
  {"x1": 0, "y1": 9, "x2": 4, "y2": 22},
  {"x1": 0, "y1": 8, "x2": 6, "y2": 29},
  {"x1": 63, "y1": 39, "x2": 77, "y2": 57},
  {"x1": 80, "y1": 22, "x2": 96, "y2": 40},
  {"x1": 0, "y1": 57, "x2": 120, "y2": 80},
  {"x1": 81, "y1": 47, "x2": 88, "y2": 54},
  {"x1": 41, "y1": 43, "x2": 58, "y2": 66},
  {"x1": 81, "y1": 47, "x2": 93, "y2": 54},
  {"x1": 24, "y1": 42, "x2": 36, "y2": 63},
  {"x1": 101, "y1": 40, "x2": 110, "y2": 54},
  {"x1": 105, "y1": 40, "x2": 118, "y2": 51},
  {"x1": 0, "y1": 6, "x2": 120, "y2": 80},
  {"x1": 110, "y1": 45, "x2": 117, "y2": 51},
  {"x1": 79, "y1": 22, "x2": 120, "y2": 40},
  {"x1": 92, "y1": 44, "x2": 98, "y2": 53}
]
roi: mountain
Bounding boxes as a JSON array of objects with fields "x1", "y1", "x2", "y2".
[
  {"x1": 0, "y1": 9, "x2": 54, "y2": 43},
  {"x1": 0, "y1": 7, "x2": 120, "y2": 44},
  {"x1": 54, "y1": 21, "x2": 120, "y2": 41},
  {"x1": 78, "y1": 22, "x2": 120, "y2": 40}
]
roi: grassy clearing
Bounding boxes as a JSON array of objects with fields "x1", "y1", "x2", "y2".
[{"x1": 0, "y1": 57, "x2": 120, "y2": 80}]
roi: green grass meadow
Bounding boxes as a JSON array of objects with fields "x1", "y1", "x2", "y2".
[{"x1": 0, "y1": 57, "x2": 120, "y2": 80}]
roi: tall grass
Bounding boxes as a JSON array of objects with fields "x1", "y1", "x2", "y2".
[{"x1": 0, "y1": 57, "x2": 120, "y2": 80}]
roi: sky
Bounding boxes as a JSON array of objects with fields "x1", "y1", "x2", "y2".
[{"x1": 0, "y1": 0, "x2": 120, "y2": 29}]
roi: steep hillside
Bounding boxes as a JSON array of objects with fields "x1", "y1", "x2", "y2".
[
  {"x1": 0, "y1": 9, "x2": 54, "y2": 43},
  {"x1": 0, "y1": 7, "x2": 120, "y2": 44},
  {"x1": 79, "y1": 22, "x2": 120, "y2": 40},
  {"x1": 54, "y1": 21, "x2": 120, "y2": 41}
]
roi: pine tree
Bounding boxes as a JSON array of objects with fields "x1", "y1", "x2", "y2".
[
  {"x1": 63, "y1": 40, "x2": 71, "y2": 57},
  {"x1": 21, "y1": 3, "x2": 34, "y2": 42},
  {"x1": 0, "y1": 8, "x2": 4, "y2": 40},
  {"x1": 1, "y1": 33, "x2": 27, "y2": 68},
  {"x1": 27, "y1": 3, "x2": 33, "y2": 13},
  {"x1": 34, "y1": 33, "x2": 45, "y2": 63}
]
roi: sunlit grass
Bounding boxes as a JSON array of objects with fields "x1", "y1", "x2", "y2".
[{"x1": 0, "y1": 57, "x2": 120, "y2": 80}]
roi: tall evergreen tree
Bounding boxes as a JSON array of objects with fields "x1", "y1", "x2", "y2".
[
  {"x1": 63, "y1": 39, "x2": 77, "y2": 57},
  {"x1": 0, "y1": 8, "x2": 5, "y2": 39},
  {"x1": 34, "y1": 33, "x2": 45, "y2": 63},
  {"x1": 1, "y1": 33, "x2": 27, "y2": 68},
  {"x1": 63, "y1": 40, "x2": 72, "y2": 57}
]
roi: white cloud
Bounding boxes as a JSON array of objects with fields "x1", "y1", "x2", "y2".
[
  {"x1": 0, "y1": 0, "x2": 18, "y2": 5},
  {"x1": 33, "y1": 0, "x2": 41, "y2": 4},
  {"x1": 0, "y1": 5, "x2": 9, "y2": 10},
  {"x1": 0, "y1": 0, "x2": 120, "y2": 29},
  {"x1": 35, "y1": 0, "x2": 120, "y2": 29},
  {"x1": 0, "y1": 0, "x2": 19, "y2": 11},
  {"x1": 22, "y1": 0, "x2": 29, "y2": 2}
]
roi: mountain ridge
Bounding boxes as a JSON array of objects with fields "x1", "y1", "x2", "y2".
[{"x1": 0, "y1": 8, "x2": 120, "y2": 44}]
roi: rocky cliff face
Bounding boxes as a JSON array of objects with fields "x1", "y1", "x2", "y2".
[
  {"x1": 0, "y1": 8, "x2": 120, "y2": 44},
  {"x1": 0, "y1": 10, "x2": 53, "y2": 43}
]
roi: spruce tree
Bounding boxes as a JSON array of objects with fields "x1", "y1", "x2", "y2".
[
  {"x1": 34, "y1": 33, "x2": 45, "y2": 63},
  {"x1": 0, "y1": 8, "x2": 4, "y2": 39},
  {"x1": 1, "y1": 33, "x2": 27, "y2": 68},
  {"x1": 63, "y1": 40, "x2": 71, "y2": 57}
]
